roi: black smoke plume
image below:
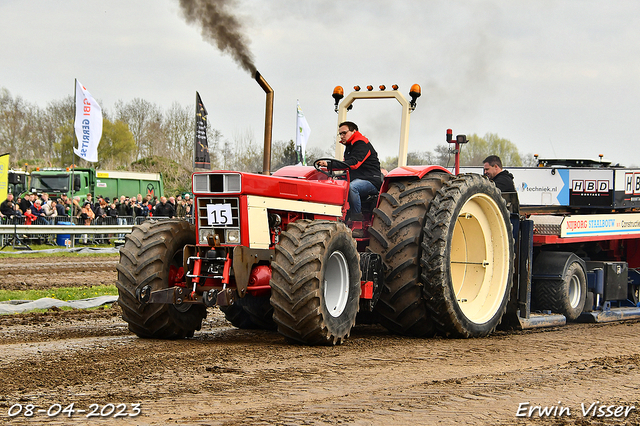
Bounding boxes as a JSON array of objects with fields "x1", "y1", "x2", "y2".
[{"x1": 178, "y1": 0, "x2": 256, "y2": 75}]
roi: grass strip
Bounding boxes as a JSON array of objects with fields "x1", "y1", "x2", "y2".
[
  {"x1": 0, "y1": 285, "x2": 118, "y2": 302},
  {"x1": 0, "y1": 243, "x2": 118, "y2": 258}
]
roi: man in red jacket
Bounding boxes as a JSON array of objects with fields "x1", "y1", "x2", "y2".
[{"x1": 321, "y1": 121, "x2": 382, "y2": 221}]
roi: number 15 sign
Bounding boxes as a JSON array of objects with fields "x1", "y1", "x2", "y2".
[{"x1": 206, "y1": 203, "x2": 232, "y2": 225}]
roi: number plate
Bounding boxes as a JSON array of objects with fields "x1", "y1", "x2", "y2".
[{"x1": 206, "y1": 203, "x2": 232, "y2": 225}]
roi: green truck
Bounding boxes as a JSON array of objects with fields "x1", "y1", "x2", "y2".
[
  {"x1": 8, "y1": 170, "x2": 28, "y2": 195},
  {"x1": 26, "y1": 168, "x2": 163, "y2": 203}
]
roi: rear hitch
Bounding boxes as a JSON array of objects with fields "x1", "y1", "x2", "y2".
[
  {"x1": 137, "y1": 285, "x2": 194, "y2": 306},
  {"x1": 202, "y1": 288, "x2": 236, "y2": 307},
  {"x1": 202, "y1": 290, "x2": 219, "y2": 307},
  {"x1": 211, "y1": 288, "x2": 236, "y2": 307},
  {"x1": 137, "y1": 285, "x2": 151, "y2": 304},
  {"x1": 137, "y1": 285, "x2": 236, "y2": 307}
]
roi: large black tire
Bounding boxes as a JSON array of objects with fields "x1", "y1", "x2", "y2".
[
  {"x1": 532, "y1": 261, "x2": 586, "y2": 321},
  {"x1": 116, "y1": 219, "x2": 207, "y2": 339},
  {"x1": 270, "y1": 219, "x2": 361, "y2": 345},
  {"x1": 422, "y1": 174, "x2": 514, "y2": 338},
  {"x1": 220, "y1": 295, "x2": 276, "y2": 330},
  {"x1": 368, "y1": 172, "x2": 452, "y2": 336},
  {"x1": 631, "y1": 285, "x2": 640, "y2": 306}
]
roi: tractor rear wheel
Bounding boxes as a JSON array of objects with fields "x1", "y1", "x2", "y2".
[
  {"x1": 116, "y1": 219, "x2": 207, "y2": 339},
  {"x1": 220, "y1": 295, "x2": 276, "y2": 330},
  {"x1": 368, "y1": 172, "x2": 452, "y2": 336},
  {"x1": 270, "y1": 219, "x2": 361, "y2": 345},
  {"x1": 422, "y1": 174, "x2": 514, "y2": 338}
]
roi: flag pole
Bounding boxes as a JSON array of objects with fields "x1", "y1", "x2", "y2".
[
  {"x1": 193, "y1": 92, "x2": 197, "y2": 174},
  {"x1": 194, "y1": 92, "x2": 211, "y2": 171},
  {"x1": 71, "y1": 79, "x2": 77, "y2": 210},
  {"x1": 295, "y1": 100, "x2": 299, "y2": 165}
]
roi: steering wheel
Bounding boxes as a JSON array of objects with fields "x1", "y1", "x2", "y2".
[{"x1": 313, "y1": 158, "x2": 351, "y2": 179}]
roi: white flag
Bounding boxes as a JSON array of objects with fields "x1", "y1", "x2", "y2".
[
  {"x1": 74, "y1": 80, "x2": 103, "y2": 162},
  {"x1": 296, "y1": 100, "x2": 311, "y2": 165}
]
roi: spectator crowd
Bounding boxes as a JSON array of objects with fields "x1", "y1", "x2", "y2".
[{"x1": 0, "y1": 191, "x2": 195, "y2": 225}]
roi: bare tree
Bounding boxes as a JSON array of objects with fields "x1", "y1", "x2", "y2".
[
  {"x1": 114, "y1": 98, "x2": 164, "y2": 160},
  {"x1": 44, "y1": 96, "x2": 74, "y2": 166},
  {"x1": 0, "y1": 88, "x2": 37, "y2": 165},
  {"x1": 164, "y1": 101, "x2": 192, "y2": 167},
  {"x1": 223, "y1": 129, "x2": 262, "y2": 173}
]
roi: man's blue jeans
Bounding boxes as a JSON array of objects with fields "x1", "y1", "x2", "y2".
[{"x1": 349, "y1": 179, "x2": 378, "y2": 214}]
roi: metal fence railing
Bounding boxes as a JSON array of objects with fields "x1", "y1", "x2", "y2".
[{"x1": 0, "y1": 215, "x2": 195, "y2": 248}]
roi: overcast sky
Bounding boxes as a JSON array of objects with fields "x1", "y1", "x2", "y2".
[{"x1": 2, "y1": 0, "x2": 640, "y2": 167}]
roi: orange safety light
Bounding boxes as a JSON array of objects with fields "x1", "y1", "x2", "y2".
[
  {"x1": 333, "y1": 86, "x2": 344, "y2": 112},
  {"x1": 353, "y1": 85, "x2": 361, "y2": 91},
  {"x1": 379, "y1": 85, "x2": 386, "y2": 91},
  {"x1": 534, "y1": 154, "x2": 543, "y2": 167},
  {"x1": 409, "y1": 83, "x2": 421, "y2": 110},
  {"x1": 410, "y1": 84, "x2": 421, "y2": 99},
  {"x1": 333, "y1": 86, "x2": 344, "y2": 100},
  {"x1": 366, "y1": 85, "x2": 373, "y2": 91},
  {"x1": 392, "y1": 84, "x2": 399, "y2": 90}
]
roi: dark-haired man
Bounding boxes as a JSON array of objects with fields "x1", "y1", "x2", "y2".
[
  {"x1": 483, "y1": 155, "x2": 516, "y2": 193},
  {"x1": 320, "y1": 121, "x2": 382, "y2": 221}
]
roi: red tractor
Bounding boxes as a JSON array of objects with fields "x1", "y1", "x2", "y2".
[{"x1": 116, "y1": 76, "x2": 514, "y2": 345}]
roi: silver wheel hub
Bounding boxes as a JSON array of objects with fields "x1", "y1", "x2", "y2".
[
  {"x1": 568, "y1": 274, "x2": 581, "y2": 309},
  {"x1": 324, "y1": 251, "x2": 350, "y2": 318}
]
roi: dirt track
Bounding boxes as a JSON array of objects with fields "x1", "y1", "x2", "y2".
[
  {"x1": 0, "y1": 256, "x2": 118, "y2": 291},
  {"x1": 0, "y1": 256, "x2": 639, "y2": 425}
]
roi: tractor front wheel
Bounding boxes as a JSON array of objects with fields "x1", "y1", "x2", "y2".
[
  {"x1": 270, "y1": 220, "x2": 361, "y2": 345},
  {"x1": 116, "y1": 219, "x2": 207, "y2": 339}
]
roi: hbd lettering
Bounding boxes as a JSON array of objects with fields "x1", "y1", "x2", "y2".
[{"x1": 516, "y1": 401, "x2": 635, "y2": 418}]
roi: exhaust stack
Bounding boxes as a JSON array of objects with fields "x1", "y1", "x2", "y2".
[{"x1": 255, "y1": 71, "x2": 273, "y2": 175}]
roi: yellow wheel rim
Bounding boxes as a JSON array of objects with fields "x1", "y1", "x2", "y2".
[{"x1": 450, "y1": 193, "x2": 511, "y2": 324}]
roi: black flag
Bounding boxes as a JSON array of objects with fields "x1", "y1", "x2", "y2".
[{"x1": 194, "y1": 92, "x2": 210, "y2": 169}]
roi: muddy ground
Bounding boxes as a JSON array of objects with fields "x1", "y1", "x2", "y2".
[{"x1": 0, "y1": 255, "x2": 638, "y2": 425}]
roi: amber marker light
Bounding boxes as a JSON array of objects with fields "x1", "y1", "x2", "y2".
[
  {"x1": 410, "y1": 84, "x2": 421, "y2": 99},
  {"x1": 409, "y1": 83, "x2": 422, "y2": 110},
  {"x1": 379, "y1": 85, "x2": 386, "y2": 91},
  {"x1": 333, "y1": 86, "x2": 344, "y2": 112},
  {"x1": 392, "y1": 84, "x2": 399, "y2": 90},
  {"x1": 353, "y1": 85, "x2": 361, "y2": 91},
  {"x1": 534, "y1": 154, "x2": 542, "y2": 167},
  {"x1": 366, "y1": 85, "x2": 373, "y2": 91}
]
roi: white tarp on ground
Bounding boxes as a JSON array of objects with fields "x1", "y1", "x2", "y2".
[
  {"x1": 0, "y1": 296, "x2": 118, "y2": 314},
  {"x1": 0, "y1": 247, "x2": 120, "y2": 255}
]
